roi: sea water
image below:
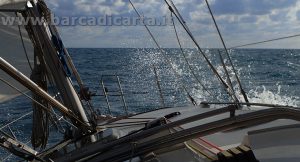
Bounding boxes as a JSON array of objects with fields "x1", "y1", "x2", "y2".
[{"x1": 0, "y1": 48, "x2": 299, "y2": 160}]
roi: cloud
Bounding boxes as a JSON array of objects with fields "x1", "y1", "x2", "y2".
[
  {"x1": 296, "y1": 10, "x2": 300, "y2": 21},
  {"x1": 240, "y1": 15, "x2": 257, "y2": 23},
  {"x1": 45, "y1": 0, "x2": 300, "y2": 48},
  {"x1": 269, "y1": 11, "x2": 288, "y2": 22},
  {"x1": 47, "y1": 0, "x2": 130, "y2": 16},
  {"x1": 211, "y1": 0, "x2": 297, "y2": 15}
]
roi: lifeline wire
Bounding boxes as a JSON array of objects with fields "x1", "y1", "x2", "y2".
[{"x1": 0, "y1": 77, "x2": 78, "y2": 130}]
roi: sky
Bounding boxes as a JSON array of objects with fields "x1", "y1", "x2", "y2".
[{"x1": 45, "y1": 0, "x2": 300, "y2": 48}]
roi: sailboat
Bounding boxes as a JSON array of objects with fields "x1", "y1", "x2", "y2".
[{"x1": 0, "y1": 0, "x2": 300, "y2": 162}]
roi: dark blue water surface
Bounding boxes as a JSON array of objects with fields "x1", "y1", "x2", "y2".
[{"x1": 0, "y1": 48, "x2": 300, "y2": 160}]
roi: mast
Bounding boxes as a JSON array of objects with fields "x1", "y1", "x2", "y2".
[
  {"x1": 0, "y1": 0, "x2": 95, "y2": 144},
  {"x1": 21, "y1": 0, "x2": 95, "y2": 140}
]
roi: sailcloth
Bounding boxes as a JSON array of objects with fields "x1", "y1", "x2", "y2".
[
  {"x1": 0, "y1": 0, "x2": 27, "y2": 6},
  {"x1": 0, "y1": 7, "x2": 34, "y2": 103}
]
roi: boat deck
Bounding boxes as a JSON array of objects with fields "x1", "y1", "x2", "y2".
[{"x1": 103, "y1": 105, "x2": 300, "y2": 162}]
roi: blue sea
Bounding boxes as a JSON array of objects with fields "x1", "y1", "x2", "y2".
[{"x1": 1, "y1": 48, "x2": 300, "y2": 160}]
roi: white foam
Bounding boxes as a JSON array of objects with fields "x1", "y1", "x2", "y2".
[
  {"x1": 170, "y1": 63, "x2": 183, "y2": 76},
  {"x1": 246, "y1": 85, "x2": 299, "y2": 107},
  {"x1": 197, "y1": 62, "x2": 299, "y2": 107},
  {"x1": 287, "y1": 61, "x2": 300, "y2": 68},
  {"x1": 213, "y1": 54, "x2": 299, "y2": 107}
]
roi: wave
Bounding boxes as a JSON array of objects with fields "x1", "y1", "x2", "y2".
[{"x1": 246, "y1": 85, "x2": 299, "y2": 107}]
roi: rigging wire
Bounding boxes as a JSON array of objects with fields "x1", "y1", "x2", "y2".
[
  {"x1": 30, "y1": 56, "x2": 50, "y2": 149},
  {"x1": 48, "y1": 14, "x2": 97, "y2": 117},
  {"x1": 33, "y1": 57, "x2": 67, "y2": 133},
  {"x1": 29, "y1": 9, "x2": 96, "y2": 132},
  {"x1": 45, "y1": 75, "x2": 66, "y2": 133},
  {"x1": 204, "y1": 0, "x2": 249, "y2": 105},
  {"x1": 217, "y1": 50, "x2": 239, "y2": 103},
  {"x1": 0, "y1": 77, "x2": 78, "y2": 130},
  {"x1": 129, "y1": 0, "x2": 197, "y2": 106},
  {"x1": 17, "y1": 8, "x2": 66, "y2": 145},
  {"x1": 0, "y1": 111, "x2": 33, "y2": 131},
  {"x1": 163, "y1": 0, "x2": 233, "y2": 100},
  {"x1": 40, "y1": 1, "x2": 97, "y2": 118},
  {"x1": 42, "y1": 62, "x2": 72, "y2": 131},
  {"x1": 7, "y1": 126, "x2": 17, "y2": 139},
  {"x1": 15, "y1": 12, "x2": 33, "y2": 71},
  {"x1": 24, "y1": 11, "x2": 91, "y2": 129},
  {"x1": 229, "y1": 33, "x2": 300, "y2": 49},
  {"x1": 170, "y1": 12, "x2": 217, "y2": 100}
]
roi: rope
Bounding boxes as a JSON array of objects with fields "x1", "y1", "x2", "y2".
[
  {"x1": 40, "y1": 51, "x2": 70, "y2": 132},
  {"x1": 153, "y1": 65, "x2": 166, "y2": 108},
  {"x1": 170, "y1": 12, "x2": 217, "y2": 100},
  {"x1": 24, "y1": 10, "x2": 91, "y2": 129},
  {"x1": 218, "y1": 50, "x2": 239, "y2": 103},
  {"x1": 129, "y1": 0, "x2": 197, "y2": 105},
  {"x1": 30, "y1": 63, "x2": 50, "y2": 149},
  {"x1": 15, "y1": 13, "x2": 33, "y2": 71},
  {"x1": 34, "y1": 8, "x2": 96, "y2": 130},
  {"x1": 41, "y1": 1, "x2": 97, "y2": 118},
  {"x1": 45, "y1": 75, "x2": 67, "y2": 133},
  {"x1": 164, "y1": 0, "x2": 232, "y2": 98},
  {"x1": 204, "y1": 0, "x2": 249, "y2": 105},
  {"x1": 225, "y1": 49, "x2": 250, "y2": 105}
]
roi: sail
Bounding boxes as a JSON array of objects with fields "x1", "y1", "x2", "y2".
[
  {"x1": 0, "y1": 0, "x2": 27, "y2": 7},
  {"x1": 0, "y1": 11, "x2": 34, "y2": 103}
]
